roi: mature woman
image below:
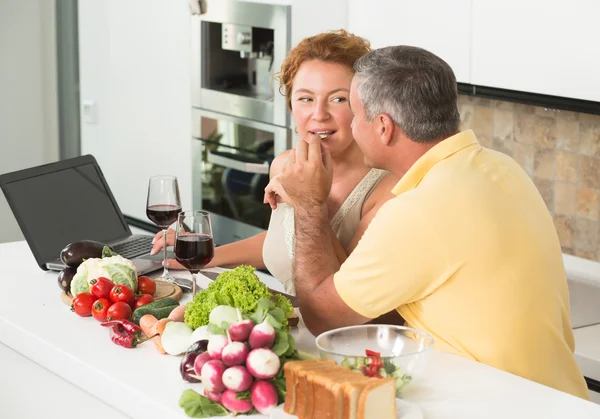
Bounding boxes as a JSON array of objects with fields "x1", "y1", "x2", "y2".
[{"x1": 151, "y1": 30, "x2": 398, "y2": 295}]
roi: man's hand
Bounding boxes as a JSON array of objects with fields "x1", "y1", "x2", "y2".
[{"x1": 264, "y1": 135, "x2": 333, "y2": 210}]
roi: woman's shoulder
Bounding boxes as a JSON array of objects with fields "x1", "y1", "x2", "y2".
[
  {"x1": 269, "y1": 149, "x2": 294, "y2": 179},
  {"x1": 362, "y1": 171, "x2": 400, "y2": 215}
]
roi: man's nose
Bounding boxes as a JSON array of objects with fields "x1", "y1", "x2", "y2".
[{"x1": 312, "y1": 101, "x2": 330, "y2": 121}]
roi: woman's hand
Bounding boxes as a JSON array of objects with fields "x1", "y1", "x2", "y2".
[{"x1": 150, "y1": 230, "x2": 186, "y2": 270}]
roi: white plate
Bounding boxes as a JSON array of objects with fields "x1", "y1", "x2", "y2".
[{"x1": 268, "y1": 399, "x2": 422, "y2": 419}]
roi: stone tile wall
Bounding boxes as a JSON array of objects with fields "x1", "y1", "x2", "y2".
[{"x1": 458, "y1": 95, "x2": 600, "y2": 262}]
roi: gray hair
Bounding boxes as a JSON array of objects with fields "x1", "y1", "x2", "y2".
[{"x1": 353, "y1": 45, "x2": 460, "y2": 143}]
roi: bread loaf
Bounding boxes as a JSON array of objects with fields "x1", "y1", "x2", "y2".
[{"x1": 283, "y1": 360, "x2": 396, "y2": 419}]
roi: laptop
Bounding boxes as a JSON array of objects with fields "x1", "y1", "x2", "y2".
[{"x1": 0, "y1": 154, "x2": 163, "y2": 274}]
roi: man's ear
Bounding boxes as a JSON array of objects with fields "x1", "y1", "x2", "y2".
[{"x1": 377, "y1": 114, "x2": 395, "y2": 145}]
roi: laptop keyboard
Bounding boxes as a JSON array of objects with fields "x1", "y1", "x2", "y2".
[{"x1": 113, "y1": 235, "x2": 154, "y2": 259}]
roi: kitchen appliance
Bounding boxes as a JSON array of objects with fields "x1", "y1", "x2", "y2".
[
  {"x1": 191, "y1": 0, "x2": 292, "y2": 127},
  {"x1": 191, "y1": 108, "x2": 291, "y2": 245},
  {"x1": 190, "y1": 1, "x2": 293, "y2": 245}
]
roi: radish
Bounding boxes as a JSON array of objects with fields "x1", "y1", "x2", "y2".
[
  {"x1": 200, "y1": 359, "x2": 226, "y2": 393},
  {"x1": 189, "y1": 325, "x2": 211, "y2": 346},
  {"x1": 248, "y1": 318, "x2": 276, "y2": 349},
  {"x1": 222, "y1": 365, "x2": 254, "y2": 392},
  {"x1": 228, "y1": 309, "x2": 254, "y2": 342},
  {"x1": 246, "y1": 348, "x2": 281, "y2": 379},
  {"x1": 221, "y1": 340, "x2": 250, "y2": 367},
  {"x1": 207, "y1": 334, "x2": 229, "y2": 360},
  {"x1": 204, "y1": 391, "x2": 222, "y2": 403},
  {"x1": 250, "y1": 380, "x2": 278, "y2": 414},
  {"x1": 161, "y1": 322, "x2": 193, "y2": 355},
  {"x1": 193, "y1": 351, "x2": 213, "y2": 376},
  {"x1": 221, "y1": 389, "x2": 253, "y2": 414}
]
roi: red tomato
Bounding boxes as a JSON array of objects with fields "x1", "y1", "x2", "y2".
[
  {"x1": 71, "y1": 292, "x2": 97, "y2": 317},
  {"x1": 91, "y1": 298, "x2": 112, "y2": 322},
  {"x1": 106, "y1": 302, "x2": 132, "y2": 321},
  {"x1": 137, "y1": 276, "x2": 156, "y2": 296},
  {"x1": 109, "y1": 284, "x2": 135, "y2": 306},
  {"x1": 133, "y1": 294, "x2": 155, "y2": 309},
  {"x1": 90, "y1": 276, "x2": 114, "y2": 299}
]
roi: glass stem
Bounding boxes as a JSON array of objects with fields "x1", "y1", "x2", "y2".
[
  {"x1": 162, "y1": 229, "x2": 169, "y2": 276},
  {"x1": 191, "y1": 272, "x2": 197, "y2": 296}
]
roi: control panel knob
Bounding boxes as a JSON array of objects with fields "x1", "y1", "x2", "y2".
[{"x1": 236, "y1": 32, "x2": 251, "y2": 45}]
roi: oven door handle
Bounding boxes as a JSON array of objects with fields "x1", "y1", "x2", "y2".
[{"x1": 207, "y1": 151, "x2": 270, "y2": 175}]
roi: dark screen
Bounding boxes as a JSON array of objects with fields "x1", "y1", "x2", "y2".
[{"x1": 3, "y1": 163, "x2": 129, "y2": 263}]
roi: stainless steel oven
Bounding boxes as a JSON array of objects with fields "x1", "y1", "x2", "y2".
[
  {"x1": 191, "y1": 0, "x2": 292, "y2": 127},
  {"x1": 191, "y1": 108, "x2": 292, "y2": 245}
]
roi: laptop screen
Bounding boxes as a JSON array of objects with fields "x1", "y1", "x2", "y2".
[{"x1": 1, "y1": 161, "x2": 130, "y2": 264}]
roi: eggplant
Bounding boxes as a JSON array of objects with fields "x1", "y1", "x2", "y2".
[
  {"x1": 186, "y1": 339, "x2": 209, "y2": 355},
  {"x1": 180, "y1": 352, "x2": 201, "y2": 383},
  {"x1": 57, "y1": 266, "x2": 77, "y2": 293},
  {"x1": 60, "y1": 240, "x2": 105, "y2": 267}
]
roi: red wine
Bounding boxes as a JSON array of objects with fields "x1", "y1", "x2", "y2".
[
  {"x1": 147, "y1": 204, "x2": 181, "y2": 228},
  {"x1": 175, "y1": 235, "x2": 214, "y2": 273}
]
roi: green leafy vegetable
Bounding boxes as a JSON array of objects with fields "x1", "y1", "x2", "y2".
[
  {"x1": 184, "y1": 265, "x2": 294, "y2": 330},
  {"x1": 179, "y1": 389, "x2": 228, "y2": 418}
]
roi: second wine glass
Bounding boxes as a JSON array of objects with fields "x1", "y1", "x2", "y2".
[
  {"x1": 174, "y1": 210, "x2": 214, "y2": 296},
  {"x1": 146, "y1": 175, "x2": 182, "y2": 283}
]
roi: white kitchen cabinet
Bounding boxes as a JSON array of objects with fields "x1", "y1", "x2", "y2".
[
  {"x1": 347, "y1": 0, "x2": 472, "y2": 83},
  {"x1": 471, "y1": 0, "x2": 600, "y2": 102}
]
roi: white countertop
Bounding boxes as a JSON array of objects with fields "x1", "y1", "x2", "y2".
[
  {"x1": 574, "y1": 325, "x2": 600, "y2": 382},
  {"x1": 1, "y1": 240, "x2": 600, "y2": 419}
]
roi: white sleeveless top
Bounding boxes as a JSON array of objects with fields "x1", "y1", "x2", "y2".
[{"x1": 262, "y1": 169, "x2": 388, "y2": 295}]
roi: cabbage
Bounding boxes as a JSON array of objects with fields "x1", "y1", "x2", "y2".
[{"x1": 70, "y1": 255, "x2": 138, "y2": 295}]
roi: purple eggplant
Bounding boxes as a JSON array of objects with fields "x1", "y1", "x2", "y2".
[
  {"x1": 186, "y1": 339, "x2": 209, "y2": 355},
  {"x1": 180, "y1": 352, "x2": 201, "y2": 383}
]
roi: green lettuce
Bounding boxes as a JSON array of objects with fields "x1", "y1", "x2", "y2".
[{"x1": 184, "y1": 265, "x2": 294, "y2": 330}]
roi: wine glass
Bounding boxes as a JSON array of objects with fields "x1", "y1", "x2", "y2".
[
  {"x1": 146, "y1": 175, "x2": 182, "y2": 283},
  {"x1": 174, "y1": 210, "x2": 214, "y2": 296}
]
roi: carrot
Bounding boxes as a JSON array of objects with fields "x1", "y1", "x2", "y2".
[
  {"x1": 139, "y1": 314, "x2": 159, "y2": 337},
  {"x1": 151, "y1": 318, "x2": 172, "y2": 354},
  {"x1": 168, "y1": 305, "x2": 185, "y2": 322}
]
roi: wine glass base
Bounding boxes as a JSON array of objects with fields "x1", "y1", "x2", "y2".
[{"x1": 159, "y1": 272, "x2": 178, "y2": 283}]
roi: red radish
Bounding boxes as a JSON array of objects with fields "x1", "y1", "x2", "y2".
[
  {"x1": 200, "y1": 359, "x2": 226, "y2": 393},
  {"x1": 246, "y1": 348, "x2": 281, "y2": 379},
  {"x1": 204, "y1": 391, "x2": 222, "y2": 403},
  {"x1": 250, "y1": 380, "x2": 278, "y2": 414},
  {"x1": 221, "y1": 389, "x2": 253, "y2": 414},
  {"x1": 207, "y1": 334, "x2": 229, "y2": 360},
  {"x1": 222, "y1": 365, "x2": 253, "y2": 392},
  {"x1": 221, "y1": 341, "x2": 250, "y2": 367},
  {"x1": 193, "y1": 351, "x2": 213, "y2": 376},
  {"x1": 248, "y1": 318, "x2": 276, "y2": 349},
  {"x1": 228, "y1": 309, "x2": 254, "y2": 342}
]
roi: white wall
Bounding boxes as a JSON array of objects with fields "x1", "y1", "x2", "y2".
[
  {"x1": 78, "y1": 0, "x2": 193, "y2": 222},
  {"x1": 0, "y1": 0, "x2": 59, "y2": 243}
]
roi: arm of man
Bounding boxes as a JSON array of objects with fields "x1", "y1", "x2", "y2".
[{"x1": 294, "y1": 196, "x2": 448, "y2": 336}]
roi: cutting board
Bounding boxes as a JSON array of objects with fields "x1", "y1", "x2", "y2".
[{"x1": 60, "y1": 279, "x2": 182, "y2": 306}]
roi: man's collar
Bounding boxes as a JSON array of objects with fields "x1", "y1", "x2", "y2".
[{"x1": 391, "y1": 130, "x2": 479, "y2": 195}]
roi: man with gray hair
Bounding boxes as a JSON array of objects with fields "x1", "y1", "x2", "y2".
[{"x1": 264, "y1": 45, "x2": 588, "y2": 399}]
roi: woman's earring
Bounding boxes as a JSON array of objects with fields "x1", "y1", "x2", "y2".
[{"x1": 294, "y1": 127, "x2": 298, "y2": 134}]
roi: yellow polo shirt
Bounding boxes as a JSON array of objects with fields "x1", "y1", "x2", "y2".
[{"x1": 334, "y1": 130, "x2": 589, "y2": 399}]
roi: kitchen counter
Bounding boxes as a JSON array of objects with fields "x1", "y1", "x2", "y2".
[{"x1": 1, "y1": 240, "x2": 600, "y2": 419}]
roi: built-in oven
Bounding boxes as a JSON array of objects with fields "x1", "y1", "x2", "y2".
[
  {"x1": 191, "y1": 0, "x2": 292, "y2": 128},
  {"x1": 191, "y1": 108, "x2": 292, "y2": 245}
]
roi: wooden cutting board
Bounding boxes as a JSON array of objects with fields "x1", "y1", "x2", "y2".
[{"x1": 60, "y1": 279, "x2": 183, "y2": 306}]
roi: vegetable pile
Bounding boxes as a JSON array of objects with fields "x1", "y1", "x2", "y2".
[
  {"x1": 184, "y1": 265, "x2": 294, "y2": 331},
  {"x1": 178, "y1": 299, "x2": 301, "y2": 417}
]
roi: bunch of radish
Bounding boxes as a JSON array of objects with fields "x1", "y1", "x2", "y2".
[{"x1": 186, "y1": 310, "x2": 281, "y2": 415}]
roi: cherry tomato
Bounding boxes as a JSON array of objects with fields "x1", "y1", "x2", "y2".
[
  {"x1": 91, "y1": 298, "x2": 112, "y2": 322},
  {"x1": 106, "y1": 302, "x2": 132, "y2": 321},
  {"x1": 90, "y1": 276, "x2": 114, "y2": 299},
  {"x1": 137, "y1": 276, "x2": 156, "y2": 296},
  {"x1": 71, "y1": 292, "x2": 97, "y2": 317},
  {"x1": 133, "y1": 294, "x2": 155, "y2": 309},
  {"x1": 109, "y1": 284, "x2": 135, "y2": 306}
]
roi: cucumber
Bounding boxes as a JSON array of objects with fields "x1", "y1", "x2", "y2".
[{"x1": 132, "y1": 297, "x2": 180, "y2": 324}]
